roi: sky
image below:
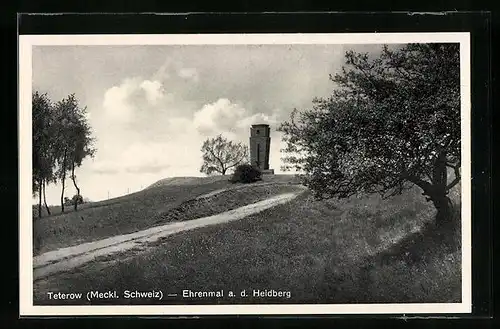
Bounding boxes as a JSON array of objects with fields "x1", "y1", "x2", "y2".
[{"x1": 32, "y1": 43, "x2": 383, "y2": 205}]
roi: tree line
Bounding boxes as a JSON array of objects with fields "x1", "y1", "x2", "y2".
[{"x1": 32, "y1": 91, "x2": 96, "y2": 218}]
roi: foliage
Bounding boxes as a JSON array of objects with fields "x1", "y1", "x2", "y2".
[
  {"x1": 52, "y1": 94, "x2": 96, "y2": 211},
  {"x1": 200, "y1": 134, "x2": 248, "y2": 175},
  {"x1": 229, "y1": 164, "x2": 262, "y2": 183},
  {"x1": 32, "y1": 91, "x2": 96, "y2": 216},
  {"x1": 279, "y1": 43, "x2": 461, "y2": 225},
  {"x1": 64, "y1": 195, "x2": 84, "y2": 206},
  {"x1": 32, "y1": 92, "x2": 57, "y2": 190},
  {"x1": 32, "y1": 92, "x2": 59, "y2": 217}
]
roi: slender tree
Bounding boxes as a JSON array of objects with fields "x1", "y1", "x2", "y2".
[
  {"x1": 42, "y1": 145, "x2": 58, "y2": 216},
  {"x1": 55, "y1": 96, "x2": 70, "y2": 213},
  {"x1": 42, "y1": 179, "x2": 51, "y2": 215},
  {"x1": 279, "y1": 43, "x2": 461, "y2": 226},
  {"x1": 32, "y1": 91, "x2": 56, "y2": 218},
  {"x1": 68, "y1": 104, "x2": 95, "y2": 211},
  {"x1": 53, "y1": 94, "x2": 95, "y2": 212},
  {"x1": 200, "y1": 134, "x2": 248, "y2": 175}
]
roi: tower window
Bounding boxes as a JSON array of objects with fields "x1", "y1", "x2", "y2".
[
  {"x1": 256, "y1": 130, "x2": 260, "y2": 135},
  {"x1": 257, "y1": 143, "x2": 260, "y2": 166}
]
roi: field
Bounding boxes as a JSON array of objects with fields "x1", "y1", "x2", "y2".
[
  {"x1": 33, "y1": 174, "x2": 462, "y2": 305},
  {"x1": 33, "y1": 175, "x2": 301, "y2": 255}
]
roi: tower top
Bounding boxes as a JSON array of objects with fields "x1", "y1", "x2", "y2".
[{"x1": 250, "y1": 124, "x2": 271, "y2": 137}]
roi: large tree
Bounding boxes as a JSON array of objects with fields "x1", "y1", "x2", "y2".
[
  {"x1": 53, "y1": 94, "x2": 95, "y2": 212},
  {"x1": 279, "y1": 43, "x2": 461, "y2": 225},
  {"x1": 200, "y1": 134, "x2": 249, "y2": 175}
]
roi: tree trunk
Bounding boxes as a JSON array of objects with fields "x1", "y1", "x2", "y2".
[
  {"x1": 431, "y1": 193, "x2": 453, "y2": 227},
  {"x1": 409, "y1": 150, "x2": 455, "y2": 227},
  {"x1": 221, "y1": 168, "x2": 227, "y2": 175},
  {"x1": 60, "y1": 176, "x2": 66, "y2": 213},
  {"x1": 431, "y1": 151, "x2": 453, "y2": 226},
  {"x1": 71, "y1": 161, "x2": 80, "y2": 211},
  {"x1": 60, "y1": 150, "x2": 67, "y2": 213},
  {"x1": 38, "y1": 179, "x2": 42, "y2": 218},
  {"x1": 43, "y1": 179, "x2": 51, "y2": 215}
]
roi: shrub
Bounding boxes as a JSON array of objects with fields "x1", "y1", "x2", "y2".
[
  {"x1": 229, "y1": 164, "x2": 262, "y2": 184},
  {"x1": 64, "y1": 194, "x2": 84, "y2": 206}
]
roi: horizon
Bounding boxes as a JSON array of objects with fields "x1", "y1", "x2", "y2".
[{"x1": 32, "y1": 172, "x2": 303, "y2": 206}]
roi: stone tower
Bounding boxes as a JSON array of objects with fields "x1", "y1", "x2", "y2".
[{"x1": 249, "y1": 124, "x2": 274, "y2": 174}]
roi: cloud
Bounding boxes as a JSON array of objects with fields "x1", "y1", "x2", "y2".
[
  {"x1": 192, "y1": 98, "x2": 278, "y2": 137},
  {"x1": 237, "y1": 112, "x2": 279, "y2": 129},
  {"x1": 102, "y1": 78, "x2": 172, "y2": 124},
  {"x1": 94, "y1": 75, "x2": 211, "y2": 180},
  {"x1": 96, "y1": 81, "x2": 284, "y2": 187},
  {"x1": 193, "y1": 98, "x2": 246, "y2": 135},
  {"x1": 153, "y1": 61, "x2": 171, "y2": 81},
  {"x1": 102, "y1": 78, "x2": 138, "y2": 122},
  {"x1": 178, "y1": 68, "x2": 199, "y2": 82},
  {"x1": 140, "y1": 80, "x2": 166, "y2": 105},
  {"x1": 95, "y1": 95, "x2": 283, "y2": 177},
  {"x1": 151, "y1": 56, "x2": 200, "y2": 84}
]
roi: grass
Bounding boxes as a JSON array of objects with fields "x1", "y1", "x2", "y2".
[
  {"x1": 33, "y1": 183, "x2": 462, "y2": 305},
  {"x1": 32, "y1": 175, "x2": 232, "y2": 218},
  {"x1": 33, "y1": 175, "x2": 300, "y2": 255},
  {"x1": 323, "y1": 207, "x2": 461, "y2": 303},
  {"x1": 149, "y1": 183, "x2": 301, "y2": 224}
]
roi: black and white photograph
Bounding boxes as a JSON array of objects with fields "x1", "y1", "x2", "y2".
[{"x1": 19, "y1": 33, "x2": 471, "y2": 315}]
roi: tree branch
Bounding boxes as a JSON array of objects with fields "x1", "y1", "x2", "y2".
[
  {"x1": 225, "y1": 159, "x2": 244, "y2": 171},
  {"x1": 446, "y1": 176, "x2": 460, "y2": 191},
  {"x1": 405, "y1": 174, "x2": 433, "y2": 194},
  {"x1": 446, "y1": 162, "x2": 461, "y2": 190},
  {"x1": 394, "y1": 66, "x2": 415, "y2": 84},
  {"x1": 207, "y1": 147, "x2": 225, "y2": 173},
  {"x1": 356, "y1": 66, "x2": 381, "y2": 96}
]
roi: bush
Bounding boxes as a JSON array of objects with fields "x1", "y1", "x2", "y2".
[
  {"x1": 64, "y1": 194, "x2": 84, "y2": 206},
  {"x1": 229, "y1": 164, "x2": 262, "y2": 184}
]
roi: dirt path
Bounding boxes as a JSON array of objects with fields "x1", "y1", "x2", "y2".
[{"x1": 33, "y1": 191, "x2": 304, "y2": 281}]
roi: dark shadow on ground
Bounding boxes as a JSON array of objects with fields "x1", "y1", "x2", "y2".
[{"x1": 321, "y1": 208, "x2": 462, "y2": 304}]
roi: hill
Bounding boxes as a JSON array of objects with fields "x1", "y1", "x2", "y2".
[
  {"x1": 146, "y1": 174, "x2": 302, "y2": 189},
  {"x1": 146, "y1": 176, "x2": 229, "y2": 189},
  {"x1": 33, "y1": 174, "x2": 300, "y2": 255},
  {"x1": 32, "y1": 175, "x2": 462, "y2": 305}
]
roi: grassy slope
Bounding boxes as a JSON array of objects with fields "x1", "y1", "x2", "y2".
[
  {"x1": 33, "y1": 175, "x2": 300, "y2": 255},
  {"x1": 32, "y1": 176, "x2": 232, "y2": 218},
  {"x1": 33, "y1": 184, "x2": 461, "y2": 305}
]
